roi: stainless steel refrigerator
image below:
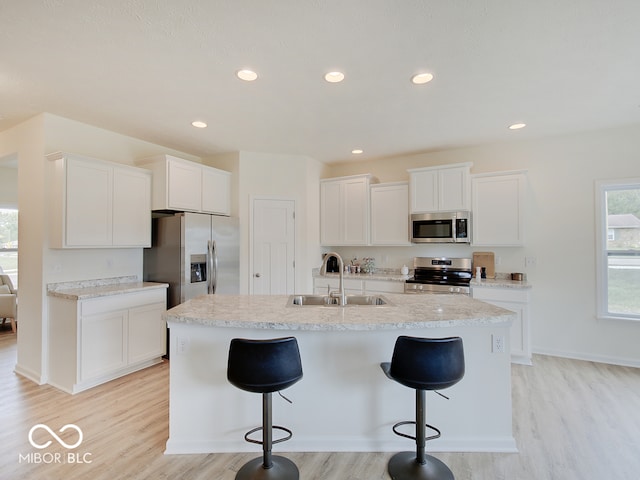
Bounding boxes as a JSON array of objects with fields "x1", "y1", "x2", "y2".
[{"x1": 143, "y1": 212, "x2": 240, "y2": 309}]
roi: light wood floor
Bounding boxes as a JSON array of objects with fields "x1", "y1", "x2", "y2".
[{"x1": 1, "y1": 328, "x2": 639, "y2": 480}]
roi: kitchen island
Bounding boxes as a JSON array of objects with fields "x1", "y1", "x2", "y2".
[{"x1": 164, "y1": 293, "x2": 517, "y2": 454}]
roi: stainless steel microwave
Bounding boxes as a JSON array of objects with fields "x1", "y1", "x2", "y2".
[{"x1": 410, "y1": 211, "x2": 471, "y2": 243}]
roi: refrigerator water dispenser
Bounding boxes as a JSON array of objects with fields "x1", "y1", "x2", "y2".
[{"x1": 190, "y1": 254, "x2": 207, "y2": 283}]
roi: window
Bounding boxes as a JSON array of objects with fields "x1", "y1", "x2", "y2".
[
  {"x1": 596, "y1": 180, "x2": 640, "y2": 320},
  {"x1": 0, "y1": 208, "x2": 18, "y2": 287}
]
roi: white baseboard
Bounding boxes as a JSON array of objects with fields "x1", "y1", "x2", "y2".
[
  {"x1": 164, "y1": 435, "x2": 518, "y2": 455},
  {"x1": 14, "y1": 363, "x2": 45, "y2": 385},
  {"x1": 533, "y1": 348, "x2": 640, "y2": 368}
]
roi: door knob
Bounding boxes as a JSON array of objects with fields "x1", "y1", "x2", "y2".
[{"x1": 254, "y1": 273, "x2": 261, "y2": 278}]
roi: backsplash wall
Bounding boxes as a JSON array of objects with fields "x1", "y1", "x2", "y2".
[{"x1": 318, "y1": 245, "x2": 531, "y2": 276}]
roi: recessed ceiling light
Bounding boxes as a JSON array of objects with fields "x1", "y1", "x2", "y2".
[
  {"x1": 411, "y1": 73, "x2": 434, "y2": 85},
  {"x1": 191, "y1": 121, "x2": 207, "y2": 128},
  {"x1": 351, "y1": 149, "x2": 363, "y2": 155},
  {"x1": 509, "y1": 123, "x2": 527, "y2": 130},
  {"x1": 325, "y1": 71, "x2": 345, "y2": 83},
  {"x1": 237, "y1": 69, "x2": 258, "y2": 81}
]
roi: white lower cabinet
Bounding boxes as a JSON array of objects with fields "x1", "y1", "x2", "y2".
[
  {"x1": 313, "y1": 277, "x2": 405, "y2": 295},
  {"x1": 313, "y1": 277, "x2": 363, "y2": 295},
  {"x1": 80, "y1": 309, "x2": 127, "y2": 381},
  {"x1": 363, "y1": 280, "x2": 405, "y2": 294},
  {"x1": 49, "y1": 288, "x2": 167, "y2": 394},
  {"x1": 472, "y1": 286, "x2": 531, "y2": 365},
  {"x1": 128, "y1": 303, "x2": 167, "y2": 364}
]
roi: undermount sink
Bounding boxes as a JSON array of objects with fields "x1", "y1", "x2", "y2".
[{"x1": 288, "y1": 294, "x2": 391, "y2": 307}]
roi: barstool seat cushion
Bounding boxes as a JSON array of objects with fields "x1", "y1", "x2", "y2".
[
  {"x1": 381, "y1": 336, "x2": 464, "y2": 391},
  {"x1": 227, "y1": 337, "x2": 303, "y2": 393}
]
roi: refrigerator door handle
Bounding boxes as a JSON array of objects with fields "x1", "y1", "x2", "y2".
[
  {"x1": 206, "y1": 240, "x2": 212, "y2": 294},
  {"x1": 209, "y1": 239, "x2": 218, "y2": 294}
]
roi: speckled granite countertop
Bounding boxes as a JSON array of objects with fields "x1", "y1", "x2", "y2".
[
  {"x1": 47, "y1": 276, "x2": 168, "y2": 300},
  {"x1": 313, "y1": 269, "x2": 532, "y2": 288},
  {"x1": 312, "y1": 268, "x2": 410, "y2": 282},
  {"x1": 165, "y1": 293, "x2": 515, "y2": 331},
  {"x1": 470, "y1": 273, "x2": 532, "y2": 289}
]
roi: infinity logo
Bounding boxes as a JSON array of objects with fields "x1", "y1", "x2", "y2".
[{"x1": 28, "y1": 424, "x2": 83, "y2": 450}]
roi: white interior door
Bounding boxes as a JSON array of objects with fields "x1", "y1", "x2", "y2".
[{"x1": 251, "y1": 198, "x2": 295, "y2": 295}]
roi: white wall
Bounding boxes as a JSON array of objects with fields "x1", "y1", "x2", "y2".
[
  {"x1": 0, "y1": 163, "x2": 18, "y2": 208},
  {"x1": 0, "y1": 113, "x2": 205, "y2": 382},
  {"x1": 325, "y1": 124, "x2": 640, "y2": 367},
  {"x1": 1, "y1": 113, "x2": 326, "y2": 383},
  {"x1": 236, "y1": 151, "x2": 324, "y2": 294},
  {"x1": 0, "y1": 115, "x2": 47, "y2": 382},
  {"x1": 42, "y1": 114, "x2": 204, "y2": 285},
  {"x1": 4, "y1": 112, "x2": 638, "y2": 377}
]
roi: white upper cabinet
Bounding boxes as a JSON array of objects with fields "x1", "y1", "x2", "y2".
[
  {"x1": 201, "y1": 165, "x2": 231, "y2": 215},
  {"x1": 408, "y1": 163, "x2": 472, "y2": 213},
  {"x1": 138, "y1": 154, "x2": 231, "y2": 216},
  {"x1": 471, "y1": 171, "x2": 527, "y2": 246},
  {"x1": 48, "y1": 152, "x2": 151, "y2": 248},
  {"x1": 64, "y1": 157, "x2": 112, "y2": 246},
  {"x1": 112, "y1": 167, "x2": 152, "y2": 246},
  {"x1": 370, "y1": 182, "x2": 411, "y2": 245},
  {"x1": 409, "y1": 168, "x2": 438, "y2": 212},
  {"x1": 320, "y1": 174, "x2": 375, "y2": 245},
  {"x1": 166, "y1": 158, "x2": 202, "y2": 211}
]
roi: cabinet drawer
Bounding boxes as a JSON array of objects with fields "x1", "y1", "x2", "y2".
[
  {"x1": 364, "y1": 280, "x2": 405, "y2": 293},
  {"x1": 313, "y1": 277, "x2": 363, "y2": 293},
  {"x1": 81, "y1": 289, "x2": 166, "y2": 316},
  {"x1": 472, "y1": 287, "x2": 530, "y2": 303}
]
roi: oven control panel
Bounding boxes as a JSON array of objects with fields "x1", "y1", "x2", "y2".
[{"x1": 404, "y1": 283, "x2": 470, "y2": 295}]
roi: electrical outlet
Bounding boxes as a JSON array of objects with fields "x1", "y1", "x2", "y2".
[
  {"x1": 492, "y1": 334, "x2": 505, "y2": 353},
  {"x1": 176, "y1": 336, "x2": 190, "y2": 355},
  {"x1": 525, "y1": 256, "x2": 537, "y2": 268}
]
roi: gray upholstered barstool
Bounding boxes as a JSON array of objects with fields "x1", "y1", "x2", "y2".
[
  {"x1": 227, "y1": 337, "x2": 303, "y2": 480},
  {"x1": 381, "y1": 336, "x2": 465, "y2": 480}
]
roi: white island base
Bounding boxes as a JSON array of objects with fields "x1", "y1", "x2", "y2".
[{"x1": 164, "y1": 294, "x2": 517, "y2": 454}]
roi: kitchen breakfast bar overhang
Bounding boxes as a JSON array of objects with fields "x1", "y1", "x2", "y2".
[{"x1": 163, "y1": 293, "x2": 517, "y2": 454}]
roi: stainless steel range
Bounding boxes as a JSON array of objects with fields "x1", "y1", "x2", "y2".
[{"x1": 404, "y1": 257, "x2": 473, "y2": 294}]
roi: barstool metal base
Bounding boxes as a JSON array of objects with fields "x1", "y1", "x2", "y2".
[
  {"x1": 388, "y1": 451, "x2": 454, "y2": 480},
  {"x1": 236, "y1": 455, "x2": 299, "y2": 480}
]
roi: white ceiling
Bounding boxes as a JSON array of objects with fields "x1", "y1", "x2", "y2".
[{"x1": 1, "y1": 0, "x2": 640, "y2": 164}]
